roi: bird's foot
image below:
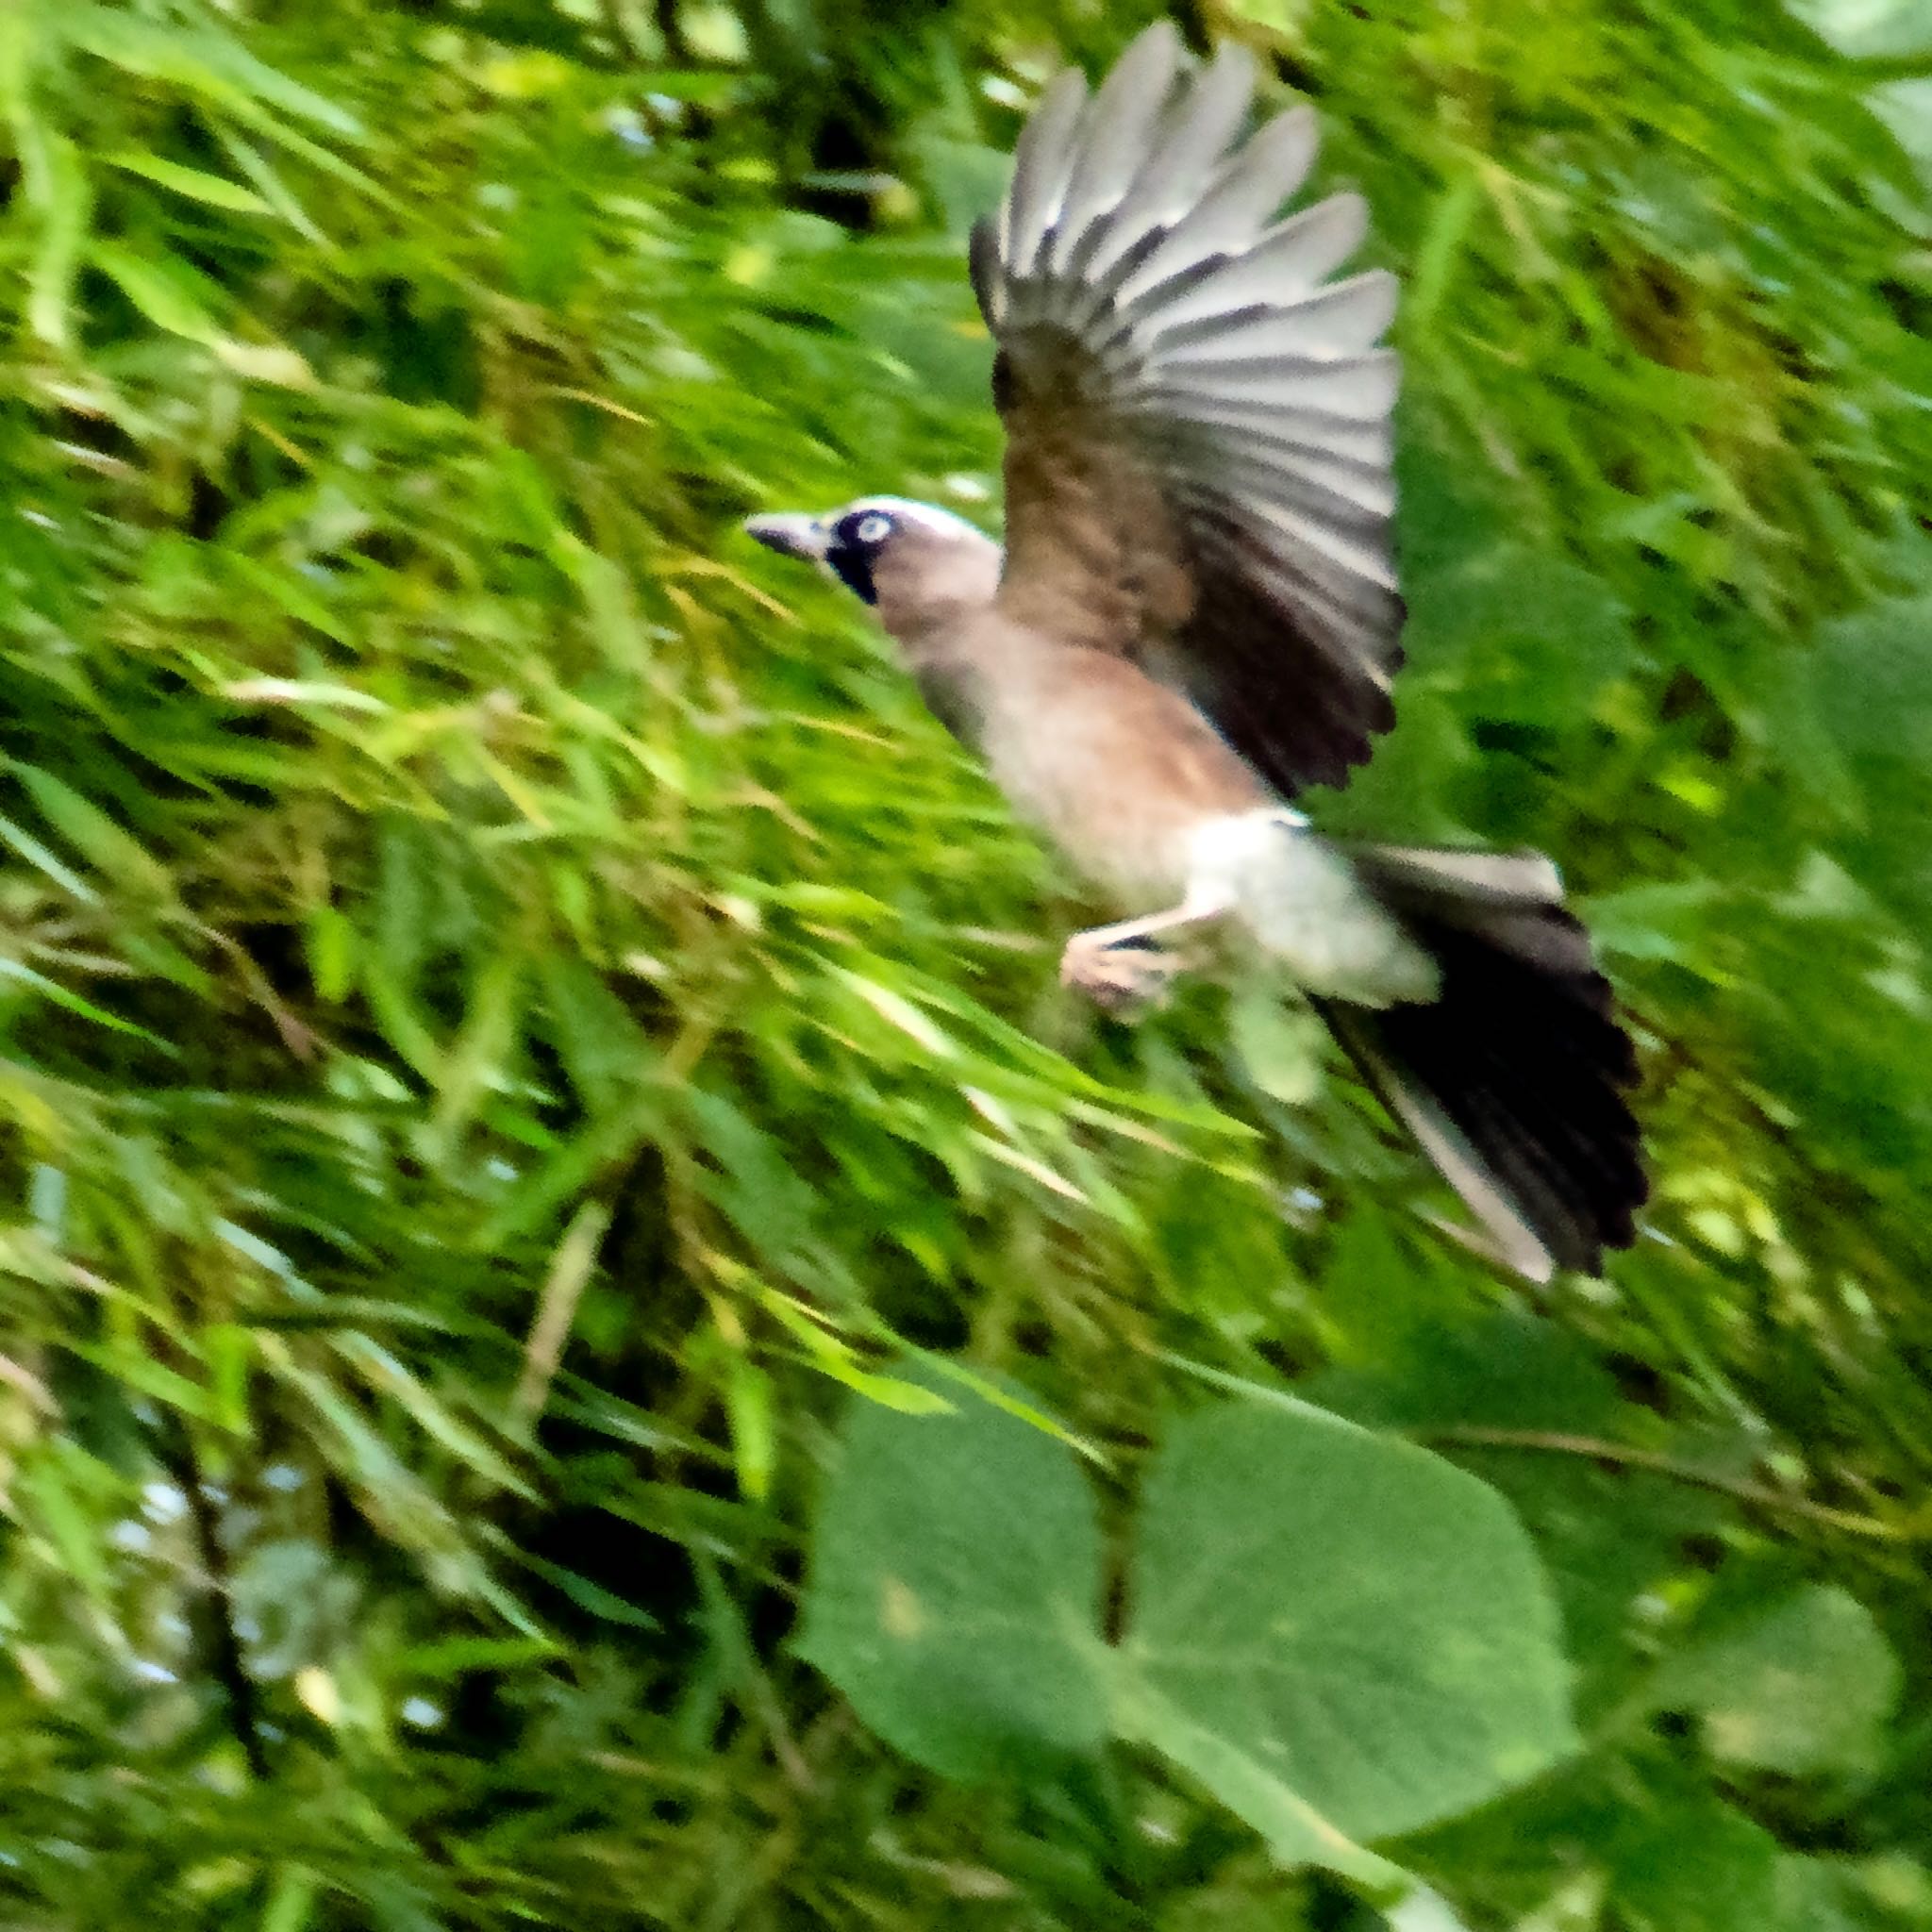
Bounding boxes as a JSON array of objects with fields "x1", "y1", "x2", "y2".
[{"x1": 1059, "y1": 931, "x2": 1189, "y2": 1018}]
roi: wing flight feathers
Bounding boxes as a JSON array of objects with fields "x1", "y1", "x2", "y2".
[{"x1": 977, "y1": 22, "x2": 1404, "y2": 795}]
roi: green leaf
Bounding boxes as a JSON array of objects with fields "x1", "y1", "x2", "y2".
[
  {"x1": 1112, "y1": 1680, "x2": 1403, "y2": 1889},
  {"x1": 0, "y1": 810, "x2": 97, "y2": 902},
  {"x1": 395, "y1": 1635, "x2": 558, "y2": 1678},
  {"x1": 11, "y1": 760, "x2": 169, "y2": 892},
  {"x1": 66, "y1": 6, "x2": 362, "y2": 136},
  {"x1": 89, "y1": 239, "x2": 225, "y2": 343},
  {"x1": 1119, "y1": 1403, "x2": 1575, "y2": 1857},
  {"x1": 503, "y1": 1547, "x2": 657, "y2": 1629},
  {"x1": 799, "y1": 1373, "x2": 1108, "y2": 1780},
  {"x1": 305, "y1": 905, "x2": 357, "y2": 1004},
  {"x1": 330, "y1": 1333, "x2": 537, "y2": 1500},
  {"x1": 1807, "y1": 593, "x2": 1932, "y2": 761},
  {"x1": 19, "y1": 128, "x2": 92, "y2": 349},
  {"x1": 1608, "y1": 1780, "x2": 1798, "y2": 1932},
  {"x1": 1306, "y1": 1309, "x2": 1636, "y2": 1436},
  {"x1": 724, "y1": 1355, "x2": 776, "y2": 1501},
  {"x1": 0, "y1": 956, "x2": 168, "y2": 1044},
  {"x1": 1651, "y1": 1585, "x2": 1902, "y2": 1774},
  {"x1": 1787, "y1": 0, "x2": 1932, "y2": 56},
  {"x1": 16, "y1": 1441, "x2": 122, "y2": 1603},
  {"x1": 101, "y1": 150, "x2": 272, "y2": 212},
  {"x1": 213, "y1": 123, "x2": 328, "y2": 244},
  {"x1": 260, "y1": 1868, "x2": 319, "y2": 1932},
  {"x1": 1406, "y1": 544, "x2": 1633, "y2": 726},
  {"x1": 684, "y1": 1087, "x2": 823, "y2": 1272},
  {"x1": 1874, "y1": 79, "x2": 1932, "y2": 192}
]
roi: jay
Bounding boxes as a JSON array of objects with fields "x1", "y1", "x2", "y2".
[{"x1": 744, "y1": 22, "x2": 1645, "y2": 1282}]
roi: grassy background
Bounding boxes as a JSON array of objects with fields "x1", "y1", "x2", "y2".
[{"x1": 1, "y1": 0, "x2": 1930, "y2": 1923}]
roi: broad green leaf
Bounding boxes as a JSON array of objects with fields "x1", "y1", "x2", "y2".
[
  {"x1": 800, "y1": 1374, "x2": 1108, "y2": 1780},
  {"x1": 1309, "y1": 1293, "x2": 1752, "y2": 1711},
  {"x1": 1111, "y1": 1679, "x2": 1403, "y2": 1889},
  {"x1": 1120, "y1": 1403, "x2": 1574, "y2": 1857},
  {"x1": 1650, "y1": 1585, "x2": 1902, "y2": 1774}
]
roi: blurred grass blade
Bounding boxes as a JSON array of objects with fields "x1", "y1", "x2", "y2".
[
  {"x1": 214, "y1": 124, "x2": 330, "y2": 244},
  {"x1": 66, "y1": 5, "x2": 363, "y2": 136},
  {"x1": 101, "y1": 149, "x2": 273, "y2": 213},
  {"x1": 89, "y1": 240, "x2": 225, "y2": 344},
  {"x1": 0, "y1": 958, "x2": 169, "y2": 1044}
]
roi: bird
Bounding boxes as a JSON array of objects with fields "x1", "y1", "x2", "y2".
[{"x1": 742, "y1": 20, "x2": 1645, "y2": 1282}]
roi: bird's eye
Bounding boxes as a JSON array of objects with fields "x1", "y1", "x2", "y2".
[{"x1": 853, "y1": 512, "x2": 893, "y2": 545}]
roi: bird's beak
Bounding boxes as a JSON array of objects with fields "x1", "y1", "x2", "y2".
[{"x1": 742, "y1": 512, "x2": 828, "y2": 562}]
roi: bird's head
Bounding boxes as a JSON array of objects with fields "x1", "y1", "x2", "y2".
[{"x1": 742, "y1": 496, "x2": 1001, "y2": 638}]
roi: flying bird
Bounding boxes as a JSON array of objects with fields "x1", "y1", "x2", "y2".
[{"x1": 744, "y1": 21, "x2": 1644, "y2": 1281}]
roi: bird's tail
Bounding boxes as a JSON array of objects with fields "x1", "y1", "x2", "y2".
[{"x1": 1316, "y1": 844, "x2": 1646, "y2": 1282}]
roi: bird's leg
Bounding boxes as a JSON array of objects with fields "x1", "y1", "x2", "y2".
[{"x1": 1059, "y1": 893, "x2": 1231, "y2": 1017}]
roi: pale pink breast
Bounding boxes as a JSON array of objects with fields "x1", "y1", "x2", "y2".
[{"x1": 976, "y1": 645, "x2": 1271, "y2": 908}]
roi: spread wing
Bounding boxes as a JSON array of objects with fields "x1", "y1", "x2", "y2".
[{"x1": 970, "y1": 23, "x2": 1403, "y2": 798}]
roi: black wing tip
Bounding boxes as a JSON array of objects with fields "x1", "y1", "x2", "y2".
[{"x1": 1239, "y1": 703, "x2": 1393, "y2": 798}]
